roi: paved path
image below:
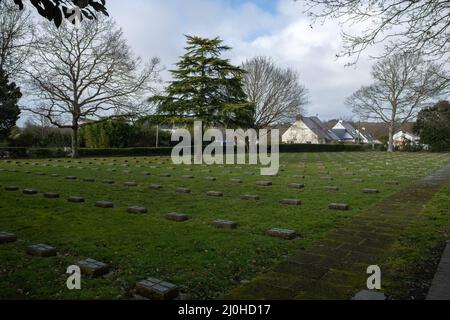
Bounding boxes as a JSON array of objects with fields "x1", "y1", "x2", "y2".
[
  {"x1": 227, "y1": 164, "x2": 450, "y2": 300},
  {"x1": 427, "y1": 239, "x2": 450, "y2": 300}
]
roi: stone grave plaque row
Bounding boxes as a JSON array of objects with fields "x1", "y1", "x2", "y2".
[
  {"x1": 240, "y1": 194, "x2": 259, "y2": 201},
  {"x1": 27, "y1": 244, "x2": 57, "y2": 257},
  {"x1": 279, "y1": 199, "x2": 302, "y2": 206},
  {"x1": 211, "y1": 220, "x2": 238, "y2": 229},
  {"x1": 77, "y1": 258, "x2": 109, "y2": 277},
  {"x1": 135, "y1": 277, "x2": 179, "y2": 300},
  {"x1": 329, "y1": 203, "x2": 350, "y2": 211},
  {"x1": 267, "y1": 228, "x2": 298, "y2": 240},
  {"x1": 0, "y1": 232, "x2": 17, "y2": 244},
  {"x1": 165, "y1": 212, "x2": 189, "y2": 222},
  {"x1": 206, "y1": 191, "x2": 223, "y2": 197}
]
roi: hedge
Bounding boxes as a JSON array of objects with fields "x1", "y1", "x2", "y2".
[
  {"x1": 0, "y1": 147, "x2": 68, "y2": 159},
  {"x1": 0, "y1": 144, "x2": 373, "y2": 159},
  {"x1": 78, "y1": 147, "x2": 173, "y2": 157},
  {"x1": 279, "y1": 143, "x2": 367, "y2": 153},
  {"x1": 0, "y1": 147, "x2": 174, "y2": 158}
]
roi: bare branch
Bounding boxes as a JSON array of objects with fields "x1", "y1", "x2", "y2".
[{"x1": 242, "y1": 56, "x2": 309, "y2": 129}]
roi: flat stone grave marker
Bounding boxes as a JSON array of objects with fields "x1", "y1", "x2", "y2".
[
  {"x1": 230, "y1": 179, "x2": 242, "y2": 183},
  {"x1": 101, "y1": 180, "x2": 115, "y2": 184},
  {"x1": 77, "y1": 258, "x2": 109, "y2": 277},
  {"x1": 95, "y1": 201, "x2": 114, "y2": 208},
  {"x1": 182, "y1": 175, "x2": 194, "y2": 179},
  {"x1": 329, "y1": 203, "x2": 350, "y2": 211},
  {"x1": 135, "y1": 277, "x2": 179, "y2": 300},
  {"x1": 267, "y1": 228, "x2": 298, "y2": 240},
  {"x1": 68, "y1": 196, "x2": 85, "y2": 203},
  {"x1": 279, "y1": 199, "x2": 302, "y2": 206},
  {"x1": 320, "y1": 176, "x2": 333, "y2": 181},
  {"x1": 127, "y1": 206, "x2": 148, "y2": 214},
  {"x1": 23, "y1": 189, "x2": 38, "y2": 195},
  {"x1": 288, "y1": 183, "x2": 304, "y2": 190},
  {"x1": 51, "y1": 174, "x2": 59, "y2": 177},
  {"x1": 385, "y1": 180, "x2": 399, "y2": 185},
  {"x1": 0, "y1": 232, "x2": 17, "y2": 244},
  {"x1": 149, "y1": 184, "x2": 162, "y2": 190},
  {"x1": 66, "y1": 176, "x2": 77, "y2": 180},
  {"x1": 206, "y1": 191, "x2": 223, "y2": 197},
  {"x1": 27, "y1": 244, "x2": 56, "y2": 257},
  {"x1": 165, "y1": 212, "x2": 189, "y2": 222},
  {"x1": 124, "y1": 181, "x2": 138, "y2": 187},
  {"x1": 83, "y1": 178, "x2": 95, "y2": 182},
  {"x1": 35, "y1": 172, "x2": 46, "y2": 176},
  {"x1": 352, "y1": 179, "x2": 364, "y2": 183},
  {"x1": 211, "y1": 220, "x2": 238, "y2": 229},
  {"x1": 324, "y1": 186, "x2": 339, "y2": 191},
  {"x1": 4, "y1": 186, "x2": 18, "y2": 191},
  {"x1": 352, "y1": 290, "x2": 386, "y2": 300},
  {"x1": 44, "y1": 192, "x2": 60, "y2": 199},
  {"x1": 205, "y1": 176, "x2": 216, "y2": 181},
  {"x1": 160, "y1": 173, "x2": 171, "y2": 177},
  {"x1": 240, "y1": 194, "x2": 259, "y2": 201},
  {"x1": 142, "y1": 172, "x2": 151, "y2": 176},
  {"x1": 176, "y1": 187, "x2": 191, "y2": 194},
  {"x1": 293, "y1": 175, "x2": 305, "y2": 179},
  {"x1": 256, "y1": 181, "x2": 272, "y2": 186},
  {"x1": 362, "y1": 188, "x2": 379, "y2": 194}
]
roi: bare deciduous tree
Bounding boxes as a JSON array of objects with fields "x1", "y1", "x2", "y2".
[
  {"x1": 242, "y1": 56, "x2": 308, "y2": 129},
  {"x1": 303, "y1": 0, "x2": 450, "y2": 64},
  {"x1": 0, "y1": 1, "x2": 34, "y2": 75},
  {"x1": 23, "y1": 17, "x2": 161, "y2": 157},
  {"x1": 346, "y1": 53, "x2": 448, "y2": 152}
]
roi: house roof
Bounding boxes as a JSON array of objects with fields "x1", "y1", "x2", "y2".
[
  {"x1": 302, "y1": 117, "x2": 340, "y2": 141},
  {"x1": 270, "y1": 124, "x2": 291, "y2": 136},
  {"x1": 332, "y1": 120, "x2": 358, "y2": 139},
  {"x1": 359, "y1": 128, "x2": 376, "y2": 143},
  {"x1": 394, "y1": 131, "x2": 420, "y2": 140}
]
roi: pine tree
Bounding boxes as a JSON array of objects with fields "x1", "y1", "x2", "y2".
[
  {"x1": 0, "y1": 69, "x2": 21, "y2": 140},
  {"x1": 151, "y1": 36, "x2": 253, "y2": 128}
]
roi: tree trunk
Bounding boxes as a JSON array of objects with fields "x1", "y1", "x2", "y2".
[
  {"x1": 71, "y1": 125, "x2": 79, "y2": 158},
  {"x1": 388, "y1": 123, "x2": 395, "y2": 152}
]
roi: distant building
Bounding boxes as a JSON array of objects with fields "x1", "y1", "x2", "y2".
[
  {"x1": 282, "y1": 116, "x2": 340, "y2": 144},
  {"x1": 393, "y1": 131, "x2": 420, "y2": 147},
  {"x1": 332, "y1": 120, "x2": 377, "y2": 144}
]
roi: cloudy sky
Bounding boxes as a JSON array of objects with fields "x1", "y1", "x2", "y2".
[{"x1": 105, "y1": 0, "x2": 382, "y2": 121}]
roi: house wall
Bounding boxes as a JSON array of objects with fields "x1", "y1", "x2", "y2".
[
  {"x1": 281, "y1": 120, "x2": 319, "y2": 144},
  {"x1": 393, "y1": 131, "x2": 420, "y2": 146}
]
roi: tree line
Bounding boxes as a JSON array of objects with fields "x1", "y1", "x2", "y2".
[
  {"x1": 1, "y1": 0, "x2": 449, "y2": 156},
  {"x1": 0, "y1": 1, "x2": 308, "y2": 157}
]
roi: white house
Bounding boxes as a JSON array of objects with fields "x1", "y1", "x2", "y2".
[
  {"x1": 282, "y1": 116, "x2": 340, "y2": 144},
  {"x1": 332, "y1": 120, "x2": 377, "y2": 144},
  {"x1": 393, "y1": 131, "x2": 420, "y2": 147}
]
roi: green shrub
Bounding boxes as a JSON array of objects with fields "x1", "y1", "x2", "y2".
[
  {"x1": 79, "y1": 119, "x2": 133, "y2": 148},
  {"x1": 8, "y1": 125, "x2": 71, "y2": 148}
]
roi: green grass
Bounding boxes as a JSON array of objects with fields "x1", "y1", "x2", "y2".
[{"x1": 0, "y1": 152, "x2": 449, "y2": 299}]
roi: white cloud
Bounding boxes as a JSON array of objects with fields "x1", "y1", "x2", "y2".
[{"x1": 98, "y1": 0, "x2": 382, "y2": 120}]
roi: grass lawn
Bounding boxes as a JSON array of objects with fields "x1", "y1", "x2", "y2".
[{"x1": 1, "y1": 152, "x2": 450, "y2": 299}]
